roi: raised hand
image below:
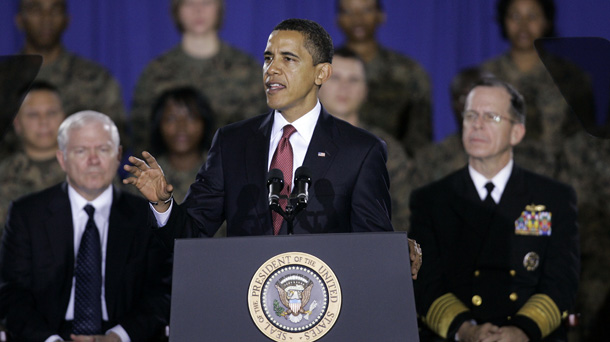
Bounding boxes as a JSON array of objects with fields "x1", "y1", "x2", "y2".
[{"x1": 123, "y1": 151, "x2": 174, "y2": 212}]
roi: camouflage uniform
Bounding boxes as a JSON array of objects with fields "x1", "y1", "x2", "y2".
[
  {"x1": 363, "y1": 124, "x2": 412, "y2": 232},
  {"x1": 555, "y1": 132, "x2": 610, "y2": 341},
  {"x1": 0, "y1": 152, "x2": 65, "y2": 238},
  {"x1": 481, "y1": 52, "x2": 594, "y2": 152},
  {"x1": 1, "y1": 48, "x2": 127, "y2": 158},
  {"x1": 410, "y1": 134, "x2": 467, "y2": 191},
  {"x1": 130, "y1": 43, "x2": 267, "y2": 154},
  {"x1": 155, "y1": 154, "x2": 204, "y2": 205},
  {"x1": 344, "y1": 46, "x2": 432, "y2": 157}
]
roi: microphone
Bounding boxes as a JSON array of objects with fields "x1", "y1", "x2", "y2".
[
  {"x1": 294, "y1": 166, "x2": 312, "y2": 205},
  {"x1": 267, "y1": 168, "x2": 284, "y2": 206}
]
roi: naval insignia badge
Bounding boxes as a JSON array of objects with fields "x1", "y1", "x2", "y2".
[
  {"x1": 514, "y1": 204, "x2": 552, "y2": 236},
  {"x1": 523, "y1": 251, "x2": 540, "y2": 271},
  {"x1": 248, "y1": 252, "x2": 342, "y2": 341}
]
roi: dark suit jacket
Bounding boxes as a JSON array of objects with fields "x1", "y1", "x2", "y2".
[
  {"x1": 410, "y1": 165, "x2": 579, "y2": 342},
  {"x1": 156, "y1": 108, "x2": 393, "y2": 248},
  {"x1": 0, "y1": 183, "x2": 171, "y2": 342}
]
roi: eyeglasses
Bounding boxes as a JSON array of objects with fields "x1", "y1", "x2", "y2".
[{"x1": 462, "y1": 110, "x2": 517, "y2": 125}]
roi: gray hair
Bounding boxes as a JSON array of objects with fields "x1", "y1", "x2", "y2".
[
  {"x1": 57, "y1": 110, "x2": 120, "y2": 153},
  {"x1": 469, "y1": 77, "x2": 526, "y2": 125}
]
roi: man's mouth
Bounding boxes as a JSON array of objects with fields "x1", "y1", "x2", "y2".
[{"x1": 266, "y1": 82, "x2": 286, "y2": 93}]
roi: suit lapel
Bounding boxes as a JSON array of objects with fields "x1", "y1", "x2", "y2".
[
  {"x1": 45, "y1": 183, "x2": 75, "y2": 312},
  {"x1": 450, "y1": 168, "x2": 494, "y2": 237},
  {"x1": 302, "y1": 109, "x2": 338, "y2": 180},
  {"x1": 498, "y1": 165, "x2": 530, "y2": 213},
  {"x1": 104, "y1": 188, "x2": 137, "y2": 318}
]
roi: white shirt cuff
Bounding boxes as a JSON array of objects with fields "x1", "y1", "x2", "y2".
[
  {"x1": 150, "y1": 198, "x2": 173, "y2": 227},
  {"x1": 107, "y1": 325, "x2": 130, "y2": 342},
  {"x1": 44, "y1": 335, "x2": 63, "y2": 342}
]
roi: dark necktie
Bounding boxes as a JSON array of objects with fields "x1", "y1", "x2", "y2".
[
  {"x1": 73, "y1": 204, "x2": 102, "y2": 335},
  {"x1": 484, "y1": 182, "x2": 496, "y2": 207},
  {"x1": 270, "y1": 125, "x2": 297, "y2": 235}
]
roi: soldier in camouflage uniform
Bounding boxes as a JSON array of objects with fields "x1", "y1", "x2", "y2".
[
  {"x1": 130, "y1": 0, "x2": 267, "y2": 154},
  {"x1": 481, "y1": 0, "x2": 594, "y2": 154},
  {"x1": 336, "y1": 0, "x2": 432, "y2": 157},
  {"x1": 556, "y1": 132, "x2": 610, "y2": 341},
  {"x1": 318, "y1": 47, "x2": 412, "y2": 231},
  {"x1": 0, "y1": 82, "x2": 66, "y2": 238},
  {"x1": 148, "y1": 87, "x2": 215, "y2": 204},
  {"x1": 9, "y1": 0, "x2": 128, "y2": 157}
]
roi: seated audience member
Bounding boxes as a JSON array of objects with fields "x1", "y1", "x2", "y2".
[
  {"x1": 481, "y1": 0, "x2": 594, "y2": 151},
  {"x1": 149, "y1": 87, "x2": 215, "y2": 204},
  {"x1": 131, "y1": 0, "x2": 267, "y2": 153},
  {"x1": 0, "y1": 82, "x2": 66, "y2": 238},
  {"x1": 410, "y1": 78, "x2": 579, "y2": 342},
  {"x1": 12, "y1": 0, "x2": 127, "y2": 155},
  {"x1": 336, "y1": 0, "x2": 432, "y2": 156},
  {"x1": 411, "y1": 67, "x2": 556, "y2": 189},
  {"x1": 557, "y1": 131, "x2": 610, "y2": 341},
  {"x1": 318, "y1": 47, "x2": 412, "y2": 231},
  {"x1": 0, "y1": 111, "x2": 171, "y2": 342}
]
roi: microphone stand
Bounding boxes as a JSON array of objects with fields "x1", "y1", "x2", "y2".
[{"x1": 269, "y1": 194, "x2": 307, "y2": 235}]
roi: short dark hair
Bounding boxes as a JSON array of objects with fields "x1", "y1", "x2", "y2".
[
  {"x1": 273, "y1": 18, "x2": 334, "y2": 65},
  {"x1": 150, "y1": 87, "x2": 215, "y2": 155},
  {"x1": 19, "y1": 0, "x2": 67, "y2": 13},
  {"x1": 336, "y1": 0, "x2": 383, "y2": 13},
  {"x1": 28, "y1": 80, "x2": 60, "y2": 95},
  {"x1": 333, "y1": 46, "x2": 367, "y2": 73},
  {"x1": 469, "y1": 77, "x2": 526, "y2": 124},
  {"x1": 496, "y1": 0, "x2": 555, "y2": 39},
  {"x1": 18, "y1": 80, "x2": 61, "y2": 102},
  {"x1": 333, "y1": 46, "x2": 362, "y2": 61}
]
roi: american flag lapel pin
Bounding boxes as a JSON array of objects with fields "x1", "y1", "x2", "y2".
[{"x1": 317, "y1": 152, "x2": 326, "y2": 157}]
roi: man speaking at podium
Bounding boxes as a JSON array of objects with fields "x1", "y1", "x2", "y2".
[{"x1": 124, "y1": 18, "x2": 422, "y2": 274}]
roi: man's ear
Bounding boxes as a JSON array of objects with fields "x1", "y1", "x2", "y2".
[
  {"x1": 510, "y1": 123, "x2": 526, "y2": 146},
  {"x1": 13, "y1": 116, "x2": 23, "y2": 136},
  {"x1": 314, "y1": 63, "x2": 332, "y2": 86},
  {"x1": 56, "y1": 149, "x2": 67, "y2": 172}
]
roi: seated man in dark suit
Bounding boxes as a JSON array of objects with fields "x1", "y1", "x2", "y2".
[
  {"x1": 0, "y1": 111, "x2": 171, "y2": 342},
  {"x1": 124, "y1": 18, "x2": 422, "y2": 276},
  {"x1": 410, "y1": 78, "x2": 579, "y2": 342}
]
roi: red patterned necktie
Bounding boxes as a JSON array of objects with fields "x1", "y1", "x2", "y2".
[{"x1": 270, "y1": 125, "x2": 297, "y2": 235}]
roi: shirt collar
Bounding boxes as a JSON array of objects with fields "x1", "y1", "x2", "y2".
[
  {"x1": 271, "y1": 101, "x2": 321, "y2": 144},
  {"x1": 468, "y1": 159, "x2": 514, "y2": 201},
  {"x1": 68, "y1": 184, "x2": 113, "y2": 219}
]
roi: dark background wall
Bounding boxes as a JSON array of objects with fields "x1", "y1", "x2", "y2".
[{"x1": 2, "y1": 0, "x2": 610, "y2": 141}]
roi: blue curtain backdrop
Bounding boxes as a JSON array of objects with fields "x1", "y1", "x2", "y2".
[{"x1": 2, "y1": 0, "x2": 610, "y2": 141}]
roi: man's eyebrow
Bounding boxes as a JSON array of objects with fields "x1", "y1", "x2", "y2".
[{"x1": 280, "y1": 51, "x2": 300, "y2": 59}]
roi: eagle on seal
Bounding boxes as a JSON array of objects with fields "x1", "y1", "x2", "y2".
[{"x1": 275, "y1": 274, "x2": 314, "y2": 317}]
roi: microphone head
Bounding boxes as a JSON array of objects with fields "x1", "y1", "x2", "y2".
[
  {"x1": 294, "y1": 166, "x2": 311, "y2": 183},
  {"x1": 267, "y1": 168, "x2": 284, "y2": 186}
]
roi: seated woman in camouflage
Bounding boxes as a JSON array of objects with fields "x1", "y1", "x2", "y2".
[{"x1": 149, "y1": 86, "x2": 215, "y2": 205}]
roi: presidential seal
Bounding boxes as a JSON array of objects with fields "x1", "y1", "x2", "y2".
[{"x1": 248, "y1": 252, "x2": 342, "y2": 341}]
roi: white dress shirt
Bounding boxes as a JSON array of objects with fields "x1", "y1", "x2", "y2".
[{"x1": 468, "y1": 159, "x2": 514, "y2": 204}]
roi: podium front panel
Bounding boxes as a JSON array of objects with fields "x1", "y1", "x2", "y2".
[{"x1": 170, "y1": 232, "x2": 419, "y2": 341}]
